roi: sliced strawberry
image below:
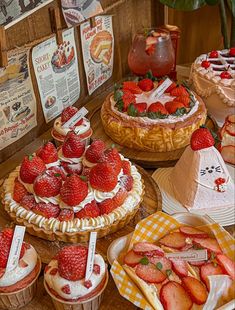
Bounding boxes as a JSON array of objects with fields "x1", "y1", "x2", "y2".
[
  {"x1": 61, "y1": 162, "x2": 83, "y2": 175},
  {"x1": 149, "y1": 256, "x2": 172, "y2": 274},
  {"x1": 13, "y1": 178, "x2": 28, "y2": 203},
  {"x1": 121, "y1": 160, "x2": 131, "y2": 175},
  {"x1": 20, "y1": 194, "x2": 37, "y2": 210},
  {"x1": 216, "y1": 254, "x2": 235, "y2": 280},
  {"x1": 122, "y1": 81, "x2": 142, "y2": 94},
  {"x1": 193, "y1": 238, "x2": 222, "y2": 254},
  {"x1": 138, "y1": 79, "x2": 154, "y2": 91},
  {"x1": 189, "y1": 260, "x2": 206, "y2": 267},
  {"x1": 179, "y1": 226, "x2": 208, "y2": 238},
  {"x1": 160, "y1": 281, "x2": 193, "y2": 310},
  {"x1": 75, "y1": 200, "x2": 100, "y2": 219},
  {"x1": 120, "y1": 175, "x2": 134, "y2": 192},
  {"x1": 113, "y1": 188, "x2": 128, "y2": 206},
  {"x1": 159, "y1": 232, "x2": 186, "y2": 249},
  {"x1": 61, "y1": 284, "x2": 71, "y2": 294},
  {"x1": 182, "y1": 276, "x2": 208, "y2": 305},
  {"x1": 133, "y1": 242, "x2": 164, "y2": 257},
  {"x1": 124, "y1": 250, "x2": 143, "y2": 267},
  {"x1": 200, "y1": 262, "x2": 224, "y2": 290},
  {"x1": 58, "y1": 209, "x2": 74, "y2": 221},
  {"x1": 170, "y1": 259, "x2": 188, "y2": 277},
  {"x1": 133, "y1": 102, "x2": 147, "y2": 114},
  {"x1": 136, "y1": 263, "x2": 166, "y2": 283},
  {"x1": 220, "y1": 146, "x2": 235, "y2": 165}
]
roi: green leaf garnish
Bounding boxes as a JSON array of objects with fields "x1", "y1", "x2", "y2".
[
  {"x1": 172, "y1": 107, "x2": 187, "y2": 116},
  {"x1": 166, "y1": 269, "x2": 172, "y2": 277},
  {"x1": 210, "y1": 252, "x2": 215, "y2": 260},
  {"x1": 28, "y1": 155, "x2": 34, "y2": 161},
  {"x1": 114, "y1": 89, "x2": 124, "y2": 102},
  {"x1": 156, "y1": 262, "x2": 163, "y2": 270},
  {"x1": 114, "y1": 83, "x2": 122, "y2": 91},
  {"x1": 127, "y1": 104, "x2": 138, "y2": 117},
  {"x1": 54, "y1": 173, "x2": 61, "y2": 177},
  {"x1": 148, "y1": 111, "x2": 168, "y2": 119},
  {"x1": 80, "y1": 175, "x2": 87, "y2": 181},
  {"x1": 115, "y1": 99, "x2": 124, "y2": 112},
  {"x1": 140, "y1": 257, "x2": 149, "y2": 265}
]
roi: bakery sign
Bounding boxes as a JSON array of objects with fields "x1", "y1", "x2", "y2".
[{"x1": 80, "y1": 15, "x2": 114, "y2": 95}]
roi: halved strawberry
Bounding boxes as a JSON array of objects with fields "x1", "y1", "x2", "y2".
[
  {"x1": 75, "y1": 200, "x2": 100, "y2": 219},
  {"x1": 136, "y1": 263, "x2": 166, "y2": 283},
  {"x1": 220, "y1": 146, "x2": 235, "y2": 165},
  {"x1": 200, "y1": 262, "x2": 224, "y2": 290},
  {"x1": 149, "y1": 256, "x2": 172, "y2": 274},
  {"x1": 170, "y1": 85, "x2": 189, "y2": 97},
  {"x1": 122, "y1": 90, "x2": 136, "y2": 111},
  {"x1": 98, "y1": 198, "x2": 116, "y2": 215},
  {"x1": 121, "y1": 160, "x2": 131, "y2": 175},
  {"x1": 192, "y1": 238, "x2": 222, "y2": 254},
  {"x1": 133, "y1": 242, "x2": 164, "y2": 257},
  {"x1": 179, "y1": 226, "x2": 208, "y2": 238},
  {"x1": 216, "y1": 254, "x2": 235, "y2": 280},
  {"x1": 159, "y1": 232, "x2": 186, "y2": 249},
  {"x1": 124, "y1": 250, "x2": 143, "y2": 267},
  {"x1": 20, "y1": 195, "x2": 37, "y2": 210},
  {"x1": 58, "y1": 209, "x2": 74, "y2": 221},
  {"x1": 138, "y1": 79, "x2": 154, "y2": 92},
  {"x1": 188, "y1": 260, "x2": 206, "y2": 267},
  {"x1": 120, "y1": 175, "x2": 134, "y2": 192},
  {"x1": 32, "y1": 202, "x2": 60, "y2": 219},
  {"x1": 113, "y1": 188, "x2": 128, "y2": 206},
  {"x1": 122, "y1": 81, "x2": 142, "y2": 94},
  {"x1": 170, "y1": 259, "x2": 188, "y2": 277},
  {"x1": 165, "y1": 101, "x2": 186, "y2": 114},
  {"x1": 160, "y1": 281, "x2": 193, "y2": 310},
  {"x1": 13, "y1": 178, "x2": 28, "y2": 203},
  {"x1": 182, "y1": 276, "x2": 208, "y2": 305},
  {"x1": 133, "y1": 102, "x2": 147, "y2": 113},
  {"x1": 148, "y1": 102, "x2": 169, "y2": 115},
  {"x1": 173, "y1": 95, "x2": 190, "y2": 108}
]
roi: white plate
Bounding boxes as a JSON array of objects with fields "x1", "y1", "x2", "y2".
[{"x1": 152, "y1": 165, "x2": 235, "y2": 227}]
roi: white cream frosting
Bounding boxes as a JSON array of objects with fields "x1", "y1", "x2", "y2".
[
  {"x1": 0, "y1": 245, "x2": 38, "y2": 287},
  {"x1": 54, "y1": 117, "x2": 90, "y2": 137},
  {"x1": 44, "y1": 254, "x2": 106, "y2": 300}
]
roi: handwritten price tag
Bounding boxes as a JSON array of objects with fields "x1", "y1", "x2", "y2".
[
  {"x1": 166, "y1": 250, "x2": 208, "y2": 261},
  {"x1": 149, "y1": 78, "x2": 172, "y2": 100},
  {"x1": 62, "y1": 107, "x2": 88, "y2": 129},
  {"x1": 6, "y1": 226, "x2": 26, "y2": 272},
  {"x1": 85, "y1": 232, "x2": 97, "y2": 281}
]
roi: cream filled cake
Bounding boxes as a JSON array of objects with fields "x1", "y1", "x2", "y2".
[
  {"x1": 170, "y1": 127, "x2": 234, "y2": 210},
  {"x1": 190, "y1": 48, "x2": 235, "y2": 126},
  {"x1": 101, "y1": 78, "x2": 207, "y2": 152},
  {"x1": 2, "y1": 136, "x2": 144, "y2": 243},
  {"x1": 218, "y1": 115, "x2": 235, "y2": 165}
]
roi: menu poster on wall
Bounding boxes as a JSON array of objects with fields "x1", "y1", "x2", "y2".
[
  {"x1": 61, "y1": 0, "x2": 103, "y2": 27},
  {"x1": 0, "y1": 0, "x2": 53, "y2": 29},
  {"x1": 32, "y1": 28, "x2": 81, "y2": 123},
  {"x1": 0, "y1": 48, "x2": 37, "y2": 150},
  {"x1": 80, "y1": 15, "x2": 114, "y2": 95}
]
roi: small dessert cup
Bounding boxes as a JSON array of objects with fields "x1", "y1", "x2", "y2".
[{"x1": 51, "y1": 128, "x2": 93, "y2": 148}]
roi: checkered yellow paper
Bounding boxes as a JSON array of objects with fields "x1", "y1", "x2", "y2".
[{"x1": 110, "y1": 211, "x2": 235, "y2": 310}]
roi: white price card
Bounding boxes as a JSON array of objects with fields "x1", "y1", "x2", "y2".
[
  {"x1": 149, "y1": 78, "x2": 172, "y2": 100},
  {"x1": 6, "y1": 226, "x2": 26, "y2": 272},
  {"x1": 62, "y1": 107, "x2": 89, "y2": 129},
  {"x1": 85, "y1": 231, "x2": 97, "y2": 281},
  {"x1": 166, "y1": 249, "x2": 208, "y2": 261}
]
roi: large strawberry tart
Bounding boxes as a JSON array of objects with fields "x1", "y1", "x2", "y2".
[
  {"x1": 2, "y1": 135, "x2": 144, "y2": 242},
  {"x1": 190, "y1": 48, "x2": 235, "y2": 126},
  {"x1": 101, "y1": 78, "x2": 207, "y2": 152}
]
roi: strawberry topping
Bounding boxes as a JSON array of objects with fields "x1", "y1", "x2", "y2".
[
  {"x1": 20, "y1": 155, "x2": 46, "y2": 184},
  {"x1": 13, "y1": 178, "x2": 28, "y2": 203},
  {"x1": 36, "y1": 142, "x2": 58, "y2": 164}
]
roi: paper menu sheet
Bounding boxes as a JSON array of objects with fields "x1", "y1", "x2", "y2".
[
  {"x1": 0, "y1": 48, "x2": 37, "y2": 151},
  {"x1": 32, "y1": 28, "x2": 81, "y2": 123},
  {"x1": 80, "y1": 15, "x2": 114, "y2": 95}
]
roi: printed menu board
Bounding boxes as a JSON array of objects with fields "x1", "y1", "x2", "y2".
[{"x1": 32, "y1": 28, "x2": 81, "y2": 123}]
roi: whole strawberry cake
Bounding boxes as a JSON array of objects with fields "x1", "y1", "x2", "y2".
[
  {"x1": 101, "y1": 78, "x2": 207, "y2": 152},
  {"x1": 44, "y1": 245, "x2": 108, "y2": 308},
  {"x1": 2, "y1": 136, "x2": 144, "y2": 242}
]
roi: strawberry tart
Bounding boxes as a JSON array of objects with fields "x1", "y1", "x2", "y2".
[
  {"x1": 190, "y1": 48, "x2": 235, "y2": 126},
  {"x1": 0, "y1": 228, "x2": 41, "y2": 309},
  {"x1": 2, "y1": 136, "x2": 144, "y2": 243},
  {"x1": 170, "y1": 127, "x2": 234, "y2": 210},
  {"x1": 51, "y1": 106, "x2": 92, "y2": 145},
  {"x1": 218, "y1": 115, "x2": 235, "y2": 165},
  {"x1": 101, "y1": 78, "x2": 207, "y2": 152},
  {"x1": 44, "y1": 245, "x2": 108, "y2": 309},
  {"x1": 122, "y1": 226, "x2": 235, "y2": 310}
]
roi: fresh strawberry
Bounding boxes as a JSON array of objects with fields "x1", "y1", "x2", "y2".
[
  {"x1": 220, "y1": 71, "x2": 232, "y2": 79},
  {"x1": 229, "y1": 47, "x2": 235, "y2": 56},
  {"x1": 62, "y1": 131, "x2": 85, "y2": 158},
  {"x1": 201, "y1": 60, "x2": 211, "y2": 69},
  {"x1": 33, "y1": 172, "x2": 62, "y2": 197},
  {"x1": 170, "y1": 85, "x2": 189, "y2": 97},
  {"x1": 58, "y1": 245, "x2": 88, "y2": 281},
  {"x1": 190, "y1": 128, "x2": 215, "y2": 151},
  {"x1": 81, "y1": 167, "x2": 91, "y2": 179},
  {"x1": 61, "y1": 284, "x2": 71, "y2": 294},
  {"x1": 36, "y1": 142, "x2": 58, "y2": 164},
  {"x1": 148, "y1": 256, "x2": 172, "y2": 274},
  {"x1": 121, "y1": 160, "x2": 131, "y2": 175},
  {"x1": 113, "y1": 188, "x2": 128, "y2": 206},
  {"x1": 20, "y1": 155, "x2": 46, "y2": 184},
  {"x1": 120, "y1": 175, "x2": 134, "y2": 192},
  {"x1": 133, "y1": 242, "x2": 164, "y2": 257},
  {"x1": 192, "y1": 237, "x2": 222, "y2": 254},
  {"x1": 122, "y1": 81, "x2": 142, "y2": 94},
  {"x1": 170, "y1": 259, "x2": 188, "y2": 277},
  {"x1": 165, "y1": 101, "x2": 185, "y2": 114},
  {"x1": 58, "y1": 209, "x2": 74, "y2": 221},
  {"x1": 61, "y1": 162, "x2": 83, "y2": 175},
  {"x1": 145, "y1": 43, "x2": 155, "y2": 55},
  {"x1": 216, "y1": 254, "x2": 235, "y2": 280},
  {"x1": 60, "y1": 175, "x2": 88, "y2": 206},
  {"x1": 173, "y1": 95, "x2": 190, "y2": 108},
  {"x1": 98, "y1": 198, "x2": 116, "y2": 215},
  {"x1": 13, "y1": 178, "x2": 28, "y2": 203},
  {"x1": 93, "y1": 264, "x2": 100, "y2": 275},
  {"x1": 200, "y1": 262, "x2": 224, "y2": 290},
  {"x1": 122, "y1": 90, "x2": 136, "y2": 111},
  {"x1": 133, "y1": 102, "x2": 147, "y2": 113},
  {"x1": 138, "y1": 79, "x2": 154, "y2": 92},
  {"x1": 159, "y1": 232, "x2": 186, "y2": 249},
  {"x1": 32, "y1": 202, "x2": 60, "y2": 219},
  {"x1": 148, "y1": 102, "x2": 169, "y2": 115},
  {"x1": 20, "y1": 194, "x2": 37, "y2": 210},
  {"x1": 101, "y1": 148, "x2": 122, "y2": 175},
  {"x1": 209, "y1": 50, "x2": 218, "y2": 58},
  {"x1": 179, "y1": 226, "x2": 208, "y2": 238},
  {"x1": 85, "y1": 140, "x2": 106, "y2": 163},
  {"x1": 75, "y1": 200, "x2": 100, "y2": 219},
  {"x1": 136, "y1": 263, "x2": 166, "y2": 283},
  {"x1": 160, "y1": 281, "x2": 193, "y2": 310},
  {"x1": 124, "y1": 250, "x2": 143, "y2": 267},
  {"x1": 165, "y1": 81, "x2": 177, "y2": 93},
  {"x1": 84, "y1": 280, "x2": 92, "y2": 288},
  {"x1": 48, "y1": 166, "x2": 67, "y2": 181},
  {"x1": 61, "y1": 106, "x2": 78, "y2": 124},
  {"x1": 90, "y1": 163, "x2": 118, "y2": 192},
  {"x1": 182, "y1": 276, "x2": 208, "y2": 305}
]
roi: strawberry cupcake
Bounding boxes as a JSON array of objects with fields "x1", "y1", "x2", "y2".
[
  {"x1": 51, "y1": 106, "x2": 92, "y2": 146},
  {"x1": 0, "y1": 228, "x2": 41, "y2": 309},
  {"x1": 44, "y1": 245, "x2": 108, "y2": 310}
]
